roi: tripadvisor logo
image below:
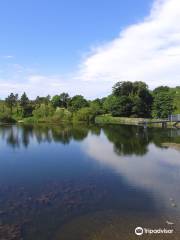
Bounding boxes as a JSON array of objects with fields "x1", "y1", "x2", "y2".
[
  {"x1": 135, "y1": 227, "x2": 143, "y2": 236},
  {"x1": 135, "y1": 226, "x2": 174, "y2": 236}
]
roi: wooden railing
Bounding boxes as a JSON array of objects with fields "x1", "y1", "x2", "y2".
[{"x1": 168, "y1": 114, "x2": 180, "y2": 122}]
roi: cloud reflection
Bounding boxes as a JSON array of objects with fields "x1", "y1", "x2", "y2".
[{"x1": 83, "y1": 133, "x2": 180, "y2": 213}]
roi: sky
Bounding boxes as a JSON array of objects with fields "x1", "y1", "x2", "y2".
[{"x1": 0, "y1": 0, "x2": 180, "y2": 99}]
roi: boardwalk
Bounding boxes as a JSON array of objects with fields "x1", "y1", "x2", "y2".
[{"x1": 138, "y1": 114, "x2": 180, "y2": 128}]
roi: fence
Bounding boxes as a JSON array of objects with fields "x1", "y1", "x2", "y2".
[{"x1": 168, "y1": 114, "x2": 180, "y2": 122}]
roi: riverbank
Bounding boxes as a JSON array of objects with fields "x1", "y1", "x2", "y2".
[
  {"x1": 162, "y1": 143, "x2": 180, "y2": 151},
  {"x1": 1, "y1": 114, "x2": 179, "y2": 129},
  {"x1": 95, "y1": 114, "x2": 180, "y2": 128}
]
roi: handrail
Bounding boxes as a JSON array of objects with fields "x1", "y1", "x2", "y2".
[{"x1": 168, "y1": 114, "x2": 180, "y2": 122}]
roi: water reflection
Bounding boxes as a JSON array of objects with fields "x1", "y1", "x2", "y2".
[
  {"x1": 0, "y1": 124, "x2": 179, "y2": 239},
  {"x1": 83, "y1": 126, "x2": 180, "y2": 218},
  {"x1": 0, "y1": 124, "x2": 90, "y2": 148},
  {"x1": 0, "y1": 124, "x2": 179, "y2": 153}
]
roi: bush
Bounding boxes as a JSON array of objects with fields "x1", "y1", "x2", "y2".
[
  {"x1": 33, "y1": 103, "x2": 55, "y2": 119},
  {"x1": 0, "y1": 112, "x2": 16, "y2": 123},
  {"x1": 52, "y1": 108, "x2": 72, "y2": 122}
]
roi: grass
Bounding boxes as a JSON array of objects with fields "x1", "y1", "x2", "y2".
[
  {"x1": 21, "y1": 116, "x2": 71, "y2": 124},
  {"x1": 95, "y1": 114, "x2": 149, "y2": 125},
  {"x1": 168, "y1": 86, "x2": 180, "y2": 114}
]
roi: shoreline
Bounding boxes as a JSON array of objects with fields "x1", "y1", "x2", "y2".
[
  {"x1": 95, "y1": 115, "x2": 180, "y2": 128},
  {"x1": 0, "y1": 115, "x2": 179, "y2": 129}
]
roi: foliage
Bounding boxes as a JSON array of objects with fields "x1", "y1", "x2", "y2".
[
  {"x1": 103, "y1": 95, "x2": 119, "y2": 113},
  {"x1": 33, "y1": 103, "x2": 55, "y2": 119},
  {"x1": 110, "y1": 81, "x2": 153, "y2": 117},
  {"x1": 171, "y1": 87, "x2": 180, "y2": 114},
  {"x1": 51, "y1": 95, "x2": 61, "y2": 108},
  {"x1": 59, "y1": 93, "x2": 70, "y2": 108},
  {"x1": 111, "y1": 96, "x2": 133, "y2": 117},
  {"x1": 0, "y1": 81, "x2": 179, "y2": 123},
  {"x1": 69, "y1": 95, "x2": 88, "y2": 111},
  {"x1": 153, "y1": 86, "x2": 170, "y2": 95},
  {"x1": 19, "y1": 92, "x2": 33, "y2": 117},
  {"x1": 20, "y1": 92, "x2": 29, "y2": 108},
  {"x1": 0, "y1": 106, "x2": 16, "y2": 123},
  {"x1": 52, "y1": 108, "x2": 72, "y2": 122},
  {"x1": 113, "y1": 81, "x2": 133, "y2": 96},
  {"x1": 35, "y1": 95, "x2": 50, "y2": 105},
  {"x1": 51, "y1": 93, "x2": 70, "y2": 108},
  {"x1": 5, "y1": 93, "x2": 18, "y2": 113},
  {"x1": 74, "y1": 107, "x2": 93, "y2": 122},
  {"x1": 152, "y1": 91, "x2": 174, "y2": 118},
  {"x1": 74, "y1": 101, "x2": 104, "y2": 122}
]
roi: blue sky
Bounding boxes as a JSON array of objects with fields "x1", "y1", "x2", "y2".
[{"x1": 0, "y1": 0, "x2": 179, "y2": 99}]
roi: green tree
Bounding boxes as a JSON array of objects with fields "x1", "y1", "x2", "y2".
[
  {"x1": 131, "y1": 82, "x2": 153, "y2": 117},
  {"x1": 113, "y1": 81, "x2": 133, "y2": 96},
  {"x1": 52, "y1": 108, "x2": 72, "y2": 122},
  {"x1": 153, "y1": 86, "x2": 170, "y2": 95},
  {"x1": 111, "y1": 96, "x2": 133, "y2": 117},
  {"x1": 69, "y1": 95, "x2": 88, "y2": 111},
  {"x1": 0, "y1": 106, "x2": 15, "y2": 123},
  {"x1": 132, "y1": 81, "x2": 148, "y2": 94},
  {"x1": 59, "y1": 93, "x2": 70, "y2": 108},
  {"x1": 74, "y1": 107, "x2": 92, "y2": 122},
  {"x1": 152, "y1": 91, "x2": 174, "y2": 118},
  {"x1": 35, "y1": 95, "x2": 50, "y2": 105},
  {"x1": 33, "y1": 103, "x2": 54, "y2": 119},
  {"x1": 111, "y1": 81, "x2": 152, "y2": 117},
  {"x1": 5, "y1": 93, "x2": 18, "y2": 113},
  {"x1": 51, "y1": 95, "x2": 61, "y2": 108},
  {"x1": 20, "y1": 92, "x2": 32, "y2": 117},
  {"x1": 103, "y1": 94, "x2": 133, "y2": 116},
  {"x1": 20, "y1": 92, "x2": 29, "y2": 108},
  {"x1": 103, "y1": 95, "x2": 119, "y2": 113}
]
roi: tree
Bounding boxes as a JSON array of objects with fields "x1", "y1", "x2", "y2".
[
  {"x1": 59, "y1": 93, "x2": 70, "y2": 108},
  {"x1": 69, "y1": 95, "x2": 88, "y2": 111},
  {"x1": 33, "y1": 103, "x2": 54, "y2": 119},
  {"x1": 90, "y1": 101, "x2": 104, "y2": 115},
  {"x1": 51, "y1": 95, "x2": 61, "y2": 108},
  {"x1": 103, "y1": 95, "x2": 119, "y2": 113},
  {"x1": 53, "y1": 108, "x2": 72, "y2": 122},
  {"x1": 35, "y1": 95, "x2": 50, "y2": 105},
  {"x1": 132, "y1": 81, "x2": 148, "y2": 94},
  {"x1": 74, "y1": 107, "x2": 92, "y2": 122},
  {"x1": 131, "y1": 85, "x2": 153, "y2": 117},
  {"x1": 113, "y1": 81, "x2": 133, "y2": 96},
  {"x1": 153, "y1": 86, "x2": 170, "y2": 95},
  {"x1": 111, "y1": 96, "x2": 133, "y2": 117},
  {"x1": 20, "y1": 92, "x2": 29, "y2": 108},
  {"x1": 152, "y1": 91, "x2": 174, "y2": 118},
  {"x1": 5, "y1": 93, "x2": 18, "y2": 113},
  {"x1": 20, "y1": 92, "x2": 32, "y2": 117},
  {"x1": 111, "y1": 81, "x2": 152, "y2": 117}
]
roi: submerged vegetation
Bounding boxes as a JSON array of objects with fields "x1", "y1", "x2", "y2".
[{"x1": 0, "y1": 81, "x2": 179, "y2": 123}]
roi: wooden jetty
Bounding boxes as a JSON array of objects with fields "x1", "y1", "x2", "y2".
[{"x1": 138, "y1": 114, "x2": 180, "y2": 128}]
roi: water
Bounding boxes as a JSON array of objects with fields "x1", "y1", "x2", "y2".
[{"x1": 0, "y1": 124, "x2": 180, "y2": 240}]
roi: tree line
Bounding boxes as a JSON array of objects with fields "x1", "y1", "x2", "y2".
[{"x1": 0, "y1": 81, "x2": 179, "y2": 123}]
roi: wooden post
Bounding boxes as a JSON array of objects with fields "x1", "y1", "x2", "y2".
[{"x1": 162, "y1": 122, "x2": 167, "y2": 128}]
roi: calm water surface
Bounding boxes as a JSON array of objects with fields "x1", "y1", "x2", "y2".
[{"x1": 0, "y1": 124, "x2": 180, "y2": 240}]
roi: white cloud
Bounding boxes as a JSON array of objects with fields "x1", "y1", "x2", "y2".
[
  {"x1": 2, "y1": 55, "x2": 14, "y2": 59},
  {"x1": 78, "y1": 0, "x2": 180, "y2": 89},
  {"x1": 0, "y1": 74, "x2": 111, "y2": 99}
]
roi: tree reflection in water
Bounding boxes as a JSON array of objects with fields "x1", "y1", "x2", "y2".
[{"x1": 0, "y1": 124, "x2": 179, "y2": 155}]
